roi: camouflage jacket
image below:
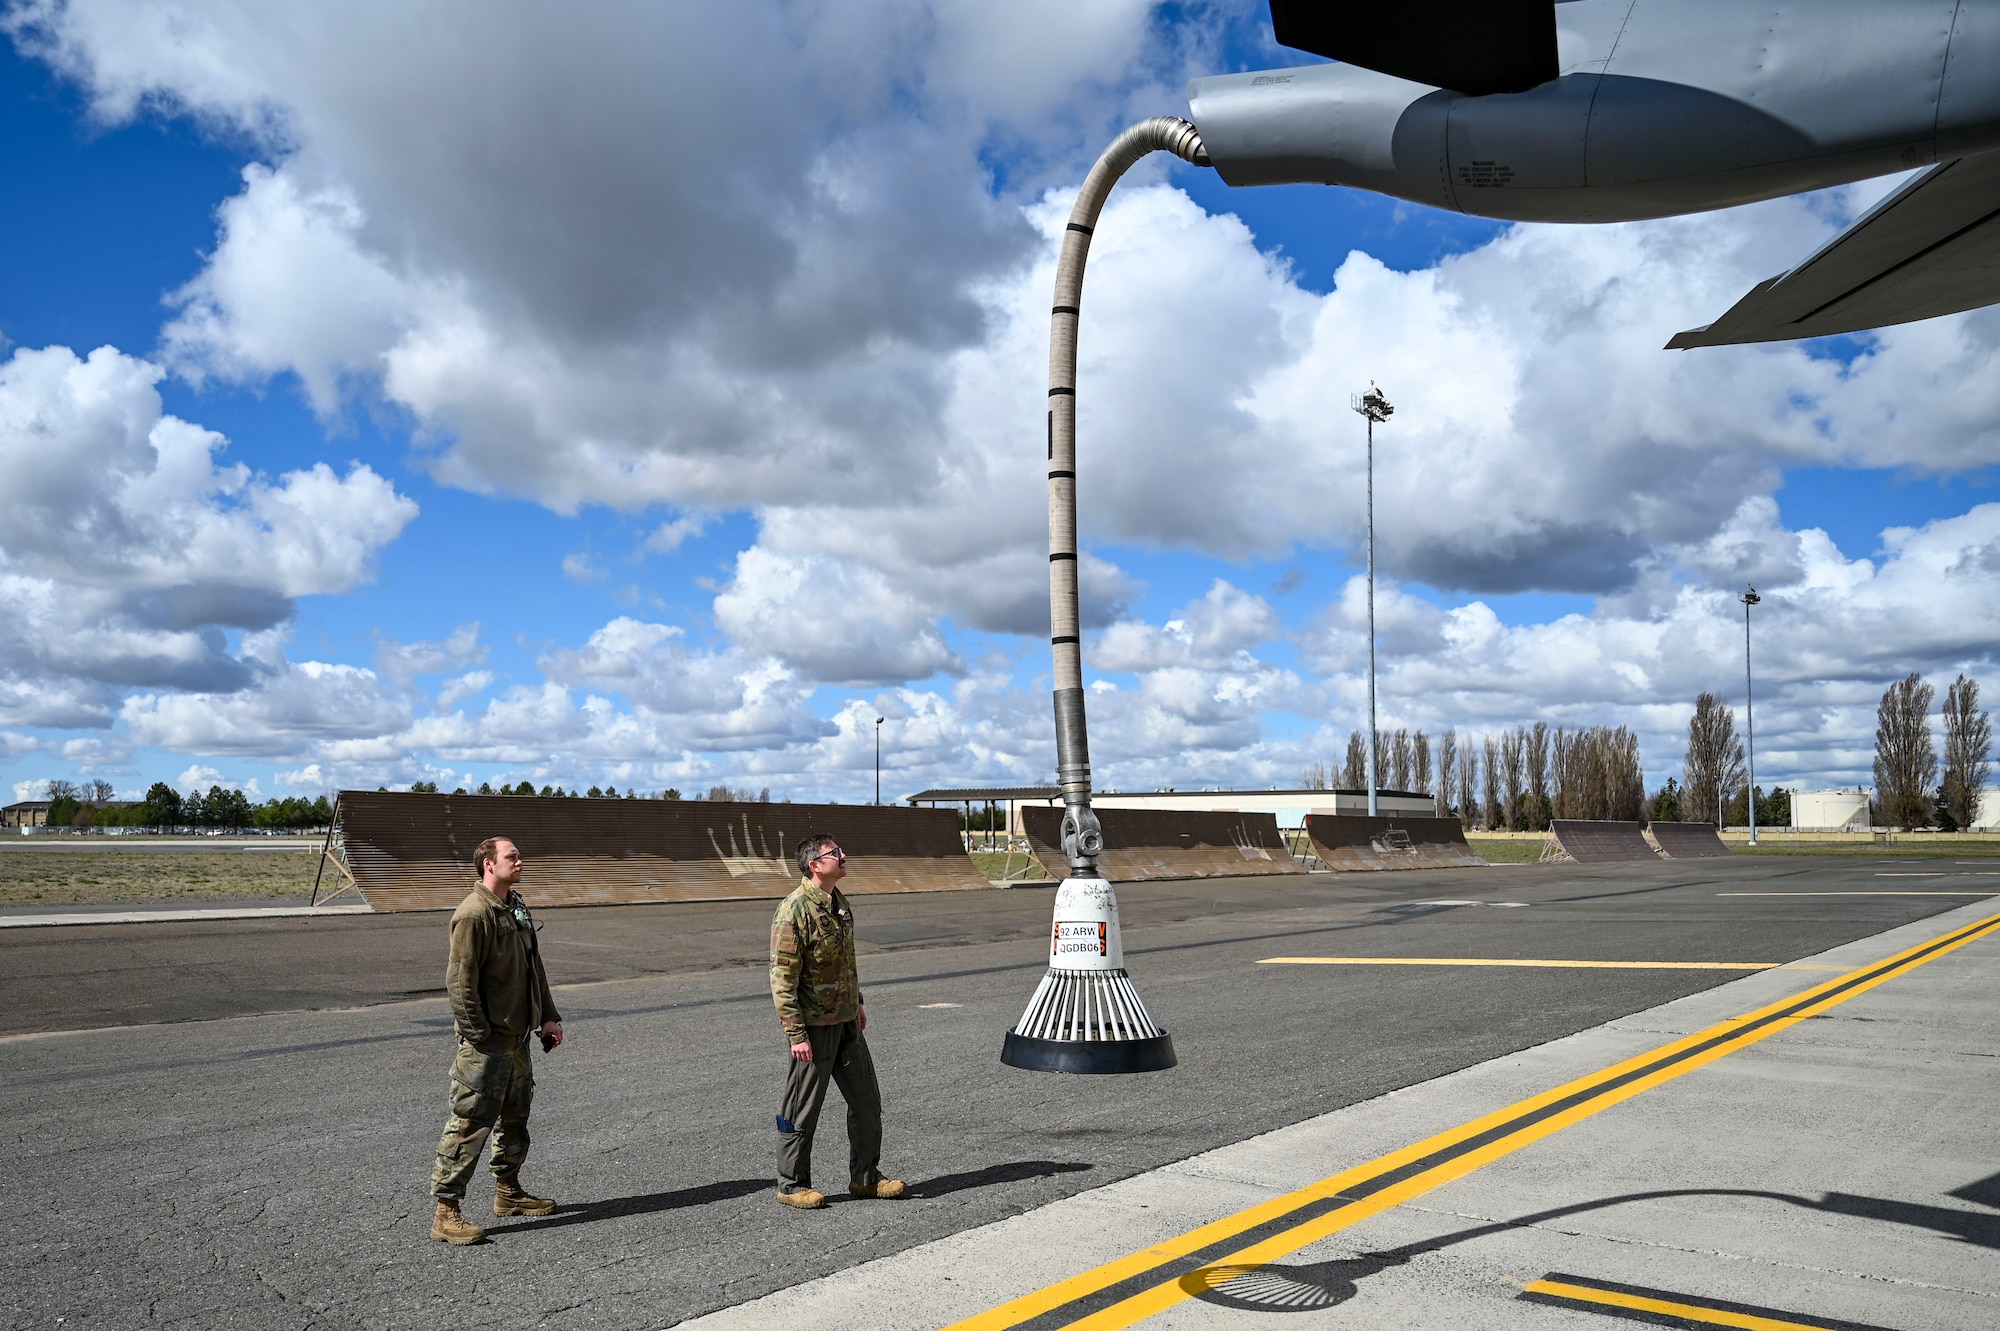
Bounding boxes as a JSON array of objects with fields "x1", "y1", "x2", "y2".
[
  {"x1": 770, "y1": 878, "x2": 861, "y2": 1042},
  {"x1": 446, "y1": 887, "x2": 560, "y2": 1046}
]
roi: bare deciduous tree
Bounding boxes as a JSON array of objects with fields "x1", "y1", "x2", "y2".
[
  {"x1": 1390, "y1": 728, "x2": 1412, "y2": 790},
  {"x1": 1413, "y1": 729, "x2": 1432, "y2": 796},
  {"x1": 1436, "y1": 731, "x2": 1457, "y2": 817},
  {"x1": 45, "y1": 779, "x2": 79, "y2": 802},
  {"x1": 1875, "y1": 673, "x2": 1938, "y2": 830},
  {"x1": 1549, "y1": 725, "x2": 1647, "y2": 821},
  {"x1": 1500, "y1": 729, "x2": 1524, "y2": 830},
  {"x1": 1525, "y1": 722, "x2": 1551, "y2": 830},
  {"x1": 87, "y1": 779, "x2": 116, "y2": 805},
  {"x1": 1482, "y1": 733, "x2": 1502, "y2": 830},
  {"x1": 1604, "y1": 726, "x2": 1646, "y2": 821},
  {"x1": 1683, "y1": 693, "x2": 1744, "y2": 827},
  {"x1": 1299, "y1": 759, "x2": 1328, "y2": 791},
  {"x1": 1942, "y1": 673, "x2": 1992, "y2": 830},
  {"x1": 1343, "y1": 731, "x2": 1367, "y2": 790},
  {"x1": 1551, "y1": 729, "x2": 1572, "y2": 818},
  {"x1": 1457, "y1": 739, "x2": 1479, "y2": 830}
]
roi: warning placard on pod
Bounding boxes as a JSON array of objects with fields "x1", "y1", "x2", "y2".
[{"x1": 1052, "y1": 920, "x2": 1109, "y2": 958}]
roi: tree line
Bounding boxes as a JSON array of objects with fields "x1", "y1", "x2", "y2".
[
  {"x1": 1297, "y1": 668, "x2": 1993, "y2": 834},
  {"x1": 433, "y1": 781, "x2": 776, "y2": 802},
  {"x1": 1300, "y1": 723, "x2": 1646, "y2": 829},
  {"x1": 37, "y1": 780, "x2": 334, "y2": 832}
]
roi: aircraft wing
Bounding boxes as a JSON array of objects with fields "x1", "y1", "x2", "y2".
[
  {"x1": 1668, "y1": 153, "x2": 2000, "y2": 349},
  {"x1": 1268, "y1": 0, "x2": 1556, "y2": 98}
]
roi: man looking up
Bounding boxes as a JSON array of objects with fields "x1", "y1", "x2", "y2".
[
  {"x1": 429, "y1": 836, "x2": 564, "y2": 1245},
  {"x1": 769, "y1": 832, "x2": 904, "y2": 1209}
]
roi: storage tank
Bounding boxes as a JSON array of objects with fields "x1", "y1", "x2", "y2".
[
  {"x1": 1790, "y1": 790, "x2": 1872, "y2": 832},
  {"x1": 1973, "y1": 790, "x2": 2000, "y2": 832}
]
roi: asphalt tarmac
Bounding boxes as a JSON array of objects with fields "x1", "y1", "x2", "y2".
[{"x1": 2, "y1": 857, "x2": 1992, "y2": 1329}]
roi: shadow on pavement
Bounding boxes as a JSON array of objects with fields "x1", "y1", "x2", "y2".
[
  {"x1": 909, "y1": 1160, "x2": 1091, "y2": 1199},
  {"x1": 498, "y1": 1177, "x2": 769, "y2": 1232},
  {"x1": 1182, "y1": 1250, "x2": 1407, "y2": 1312},
  {"x1": 1185, "y1": 1178, "x2": 2000, "y2": 1314}
]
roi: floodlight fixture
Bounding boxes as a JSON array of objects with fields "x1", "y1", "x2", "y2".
[
  {"x1": 1000, "y1": 116, "x2": 1211, "y2": 1076},
  {"x1": 1740, "y1": 586, "x2": 1760, "y2": 844},
  {"x1": 1349, "y1": 383, "x2": 1394, "y2": 816}
]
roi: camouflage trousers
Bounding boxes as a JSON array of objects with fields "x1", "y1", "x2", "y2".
[
  {"x1": 777, "y1": 1020, "x2": 882, "y2": 1193},
  {"x1": 431, "y1": 1036, "x2": 535, "y2": 1201}
]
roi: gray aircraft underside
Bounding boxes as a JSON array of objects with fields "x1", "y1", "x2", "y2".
[{"x1": 1187, "y1": 1, "x2": 2000, "y2": 347}]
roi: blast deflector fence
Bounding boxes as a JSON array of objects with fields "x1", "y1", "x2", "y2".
[
  {"x1": 329, "y1": 791, "x2": 989, "y2": 911},
  {"x1": 1020, "y1": 806, "x2": 1304, "y2": 882}
]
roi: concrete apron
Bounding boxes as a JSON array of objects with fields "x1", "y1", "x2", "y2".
[{"x1": 684, "y1": 896, "x2": 2000, "y2": 1331}]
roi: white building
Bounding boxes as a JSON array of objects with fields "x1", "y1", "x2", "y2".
[
  {"x1": 1973, "y1": 789, "x2": 2000, "y2": 832},
  {"x1": 904, "y1": 786, "x2": 1438, "y2": 833},
  {"x1": 1790, "y1": 789, "x2": 1872, "y2": 832},
  {"x1": 1089, "y1": 788, "x2": 1435, "y2": 828}
]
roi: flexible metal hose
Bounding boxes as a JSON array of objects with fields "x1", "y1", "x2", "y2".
[{"x1": 1046, "y1": 117, "x2": 1210, "y2": 872}]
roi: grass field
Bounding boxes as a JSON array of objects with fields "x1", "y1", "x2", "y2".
[
  {"x1": 0, "y1": 851, "x2": 321, "y2": 907},
  {"x1": 969, "y1": 849, "x2": 1051, "y2": 880},
  {"x1": 1462, "y1": 836, "x2": 1549, "y2": 864}
]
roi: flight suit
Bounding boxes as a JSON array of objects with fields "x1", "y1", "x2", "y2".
[
  {"x1": 770, "y1": 878, "x2": 883, "y2": 1193},
  {"x1": 431, "y1": 887, "x2": 560, "y2": 1201}
]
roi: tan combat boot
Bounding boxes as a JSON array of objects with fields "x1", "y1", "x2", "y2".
[
  {"x1": 777, "y1": 1187, "x2": 827, "y2": 1209},
  {"x1": 849, "y1": 1178, "x2": 906, "y2": 1199},
  {"x1": 493, "y1": 1175, "x2": 556, "y2": 1217},
  {"x1": 431, "y1": 1200, "x2": 487, "y2": 1245}
]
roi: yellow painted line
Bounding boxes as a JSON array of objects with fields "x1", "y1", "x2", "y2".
[
  {"x1": 1258, "y1": 957, "x2": 1776, "y2": 971},
  {"x1": 946, "y1": 910, "x2": 2000, "y2": 1331},
  {"x1": 1523, "y1": 1277, "x2": 1846, "y2": 1330}
]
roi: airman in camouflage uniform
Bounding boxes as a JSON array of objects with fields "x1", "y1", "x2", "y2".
[
  {"x1": 769, "y1": 832, "x2": 904, "y2": 1209},
  {"x1": 428, "y1": 836, "x2": 564, "y2": 1245}
]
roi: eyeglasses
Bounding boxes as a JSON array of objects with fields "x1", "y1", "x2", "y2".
[{"x1": 812, "y1": 846, "x2": 846, "y2": 863}]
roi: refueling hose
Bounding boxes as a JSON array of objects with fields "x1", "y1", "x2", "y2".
[{"x1": 1045, "y1": 117, "x2": 1211, "y2": 873}]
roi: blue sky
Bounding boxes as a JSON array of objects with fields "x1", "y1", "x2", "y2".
[{"x1": 2, "y1": 2, "x2": 1996, "y2": 808}]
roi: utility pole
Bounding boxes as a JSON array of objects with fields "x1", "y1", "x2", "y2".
[
  {"x1": 1351, "y1": 384, "x2": 1394, "y2": 817},
  {"x1": 1741, "y1": 586, "x2": 1761, "y2": 844}
]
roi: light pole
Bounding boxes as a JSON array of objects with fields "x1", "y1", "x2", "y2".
[
  {"x1": 874, "y1": 717, "x2": 884, "y2": 806},
  {"x1": 1741, "y1": 586, "x2": 1760, "y2": 844},
  {"x1": 1351, "y1": 384, "x2": 1394, "y2": 817}
]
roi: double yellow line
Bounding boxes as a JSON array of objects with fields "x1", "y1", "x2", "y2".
[{"x1": 947, "y1": 909, "x2": 2000, "y2": 1331}]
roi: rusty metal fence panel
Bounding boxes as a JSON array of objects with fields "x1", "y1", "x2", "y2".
[
  {"x1": 1020, "y1": 806, "x2": 1305, "y2": 881},
  {"x1": 1648, "y1": 821, "x2": 1733, "y2": 858},
  {"x1": 1549, "y1": 819, "x2": 1660, "y2": 863},
  {"x1": 1305, "y1": 814, "x2": 1486, "y2": 871},
  {"x1": 334, "y1": 791, "x2": 989, "y2": 911}
]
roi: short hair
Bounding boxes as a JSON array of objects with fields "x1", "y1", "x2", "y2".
[
  {"x1": 473, "y1": 837, "x2": 513, "y2": 878},
  {"x1": 794, "y1": 831, "x2": 838, "y2": 877}
]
